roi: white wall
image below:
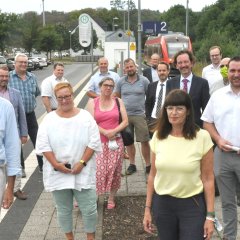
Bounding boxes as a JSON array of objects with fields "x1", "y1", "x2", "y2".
[{"x1": 104, "y1": 42, "x2": 136, "y2": 70}]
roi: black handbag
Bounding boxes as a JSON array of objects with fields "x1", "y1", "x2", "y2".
[{"x1": 115, "y1": 98, "x2": 134, "y2": 146}]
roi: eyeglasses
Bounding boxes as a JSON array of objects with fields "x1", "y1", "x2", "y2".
[
  {"x1": 102, "y1": 84, "x2": 114, "y2": 88},
  {"x1": 220, "y1": 64, "x2": 227, "y2": 68},
  {"x1": 56, "y1": 95, "x2": 72, "y2": 101},
  {"x1": 165, "y1": 106, "x2": 186, "y2": 113}
]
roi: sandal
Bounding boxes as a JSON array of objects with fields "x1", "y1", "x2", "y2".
[{"x1": 107, "y1": 201, "x2": 116, "y2": 209}]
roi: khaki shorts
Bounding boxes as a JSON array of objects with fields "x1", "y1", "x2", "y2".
[{"x1": 128, "y1": 115, "x2": 150, "y2": 142}]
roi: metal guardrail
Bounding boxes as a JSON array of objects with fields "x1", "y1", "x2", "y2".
[{"x1": 74, "y1": 55, "x2": 103, "y2": 62}]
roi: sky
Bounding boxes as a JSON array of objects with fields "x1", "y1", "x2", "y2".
[{"x1": 0, "y1": 0, "x2": 218, "y2": 14}]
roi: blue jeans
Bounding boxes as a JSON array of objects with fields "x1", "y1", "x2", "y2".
[
  {"x1": 52, "y1": 188, "x2": 97, "y2": 233},
  {"x1": 152, "y1": 192, "x2": 206, "y2": 240}
]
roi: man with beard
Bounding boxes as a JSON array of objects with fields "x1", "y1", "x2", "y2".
[
  {"x1": 0, "y1": 66, "x2": 28, "y2": 200},
  {"x1": 115, "y1": 58, "x2": 151, "y2": 174},
  {"x1": 166, "y1": 50, "x2": 210, "y2": 128},
  {"x1": 202, "y1": 56, "x2": 240, "y2": 240},
  {"x1": 143, "y1": 53, "x2": 160, "y2": 83},
  {"x1": 145, "y1": 62, "x2": 170, "y2": 137}
]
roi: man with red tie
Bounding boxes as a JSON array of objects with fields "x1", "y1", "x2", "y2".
[{"x1": 166, "y1": 50, "x2": 210, "y2": 128}]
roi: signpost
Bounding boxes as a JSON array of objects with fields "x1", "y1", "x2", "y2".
[
  {"x1": 79, "y1": 13, "x2": 93, "y2": 73},
  {"x1": 142, "y1": 21, "x2": 168, "y2": 35},
  {"x1": 79, "y1": 13, "x2": 92, "y2": 47}
]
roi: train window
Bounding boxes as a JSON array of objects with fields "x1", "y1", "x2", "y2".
[{"x1": 167, "y1": 42, "x2": 189, "y2": 58}]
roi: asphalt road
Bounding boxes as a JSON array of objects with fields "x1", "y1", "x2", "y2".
[{"x1": 33, "y1": 62, "x2": 95, "y2": 117}]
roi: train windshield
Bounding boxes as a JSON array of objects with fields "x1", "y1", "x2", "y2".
[{"x1": 167, "y1": 42, "x2": 189, "y2": 58}]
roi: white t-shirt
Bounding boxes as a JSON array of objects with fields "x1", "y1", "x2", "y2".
[
  {"x1": 202, "y1": 64, "x2": 224, "y2": 95},
  {"x1": 41, "y1": 74, "x2": 68, "y2": 109},
  {"x1": 36, "y1": 109, "x2": 102, "y2": 192}
]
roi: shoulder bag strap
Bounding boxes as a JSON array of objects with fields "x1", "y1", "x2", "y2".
[{"x1": 115, "y1": 98, "x2": 122, "y2": 123}]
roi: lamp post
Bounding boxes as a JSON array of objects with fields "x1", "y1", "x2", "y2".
[
  {"x1": 112, "y1": 17, "x2": 119, "y2": 31},
  {"x1": 69, "y1": 30, "x2": 71, "y2": 57}
]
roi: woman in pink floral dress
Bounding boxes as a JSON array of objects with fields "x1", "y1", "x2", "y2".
[{"x1": 87, "y1": 77, "x2": 128, "y2": 209}]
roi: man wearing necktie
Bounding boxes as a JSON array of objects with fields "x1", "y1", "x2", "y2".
[
  {"x1": 143, "y1": 53, "x2": 160, "y2": 83},
  {"x1": 166, "y1": 50, "x2": 210, "y2": 128},
  {"x1": 146, "y1": 62, "x2": 170, "y2": 137}
]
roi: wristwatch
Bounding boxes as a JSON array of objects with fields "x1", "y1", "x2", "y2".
[{"x1": 79, "y1": 160, "x2": 87, "y2": 167}]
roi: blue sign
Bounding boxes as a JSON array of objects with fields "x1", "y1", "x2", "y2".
[{"x1": 142, "y1": 21, "x2": 168, "y2": 35}]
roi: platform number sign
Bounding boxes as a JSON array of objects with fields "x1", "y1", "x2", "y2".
[{"x1": 142, "y1": 21, "x2": 168, "y2": 35}]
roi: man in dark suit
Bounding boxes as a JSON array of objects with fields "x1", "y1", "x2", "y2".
[
  {"x1": 145, "y1": 62, "x2": 170, "y2": 136},
  {"x1": 166, "y1": 50, "x2": 210, "y2": 128},
  {"x1": 143, "y1": 53, "x2": 160, "y2": 83}
]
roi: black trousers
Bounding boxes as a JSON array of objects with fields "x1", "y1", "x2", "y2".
[
  {"x1": 152, "y1": 192, "x2": 206, "y2": 240},
  {"x1": 25, "y1": 111, "x2": 43, "y2": 168}
]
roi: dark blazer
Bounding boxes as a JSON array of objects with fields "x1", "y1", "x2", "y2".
[
  {"x1": 166, "y1": 75, "x2": 210, "y2": 128},
  {"x1": 145, "y1": 81, "x2": 159, "y2": 120},
  {"x1": 143, "y1": 68, "x2": 153, "y2": 83}
]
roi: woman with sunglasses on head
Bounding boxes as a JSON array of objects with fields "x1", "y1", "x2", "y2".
[
  {"x1": 87, "y1": 77, "x2": 128, "y2": 209},
  {"x1": 36, "y1": 82, "x2": 102, "y2": 240},
  {"x1": 143, "y1": 89, "x2": 215, "y2": 240}
]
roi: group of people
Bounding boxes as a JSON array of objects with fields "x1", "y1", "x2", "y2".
[
  {"x1": 1, "y1": 47, "x2": 240, "y2": 240},
  {"x1": 142, "y1": 47, "x2": 240, "y2": 240}
]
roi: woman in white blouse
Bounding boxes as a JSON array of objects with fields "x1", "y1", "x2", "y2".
[{"x1": 36, "y1": 82, "x2": 101, "y2": 240}]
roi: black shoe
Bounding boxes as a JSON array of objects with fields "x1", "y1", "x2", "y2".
[
  {"x1": 145, "y1": 165, "x2": 151, "y2": 174},
  {"x1": 126, "y1": 164, "x2": 136, "y2": 175},
  {"x1": 14, "y1": 190, "x2": 27, "y2": 200},
  {"x1": 39, "y1": 166, "x2": 43, "y2": 173}
]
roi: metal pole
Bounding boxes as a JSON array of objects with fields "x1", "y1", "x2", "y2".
[
  {"x1": 127, "y1": 0, "x2": 130, "y2": 58},
  {"x1": 91, "y1": 22, "x2": 94, "y2": 74},
  {"x1": 186, "y1": 0, "x2": 189, "y2": 36},
  {"x1": 42, "y1": 0, "x2": 45, "y2": 26},
  {"x1": 137, "y1": 0, "x2": 142, "y2": 74},
  {"x1": 123, "y1": 11, "x2": 126, "y2": 32},
  {"x1": 69, "y1": 31, "x2": 71, "y2": 57}
]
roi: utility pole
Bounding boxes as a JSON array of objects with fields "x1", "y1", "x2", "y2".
[
  {"x1": 186, "y1": 0, "x2": 189, "y2": 36},
  {"x1": 42, "y1": 0, "x2": 46, "y2": 26},
  {"x1": 127, "y1": 0, "x2": 130, "y2": 58},
  {"x1": 137, "y1": 0, "x2": 142, "y2": 74}
]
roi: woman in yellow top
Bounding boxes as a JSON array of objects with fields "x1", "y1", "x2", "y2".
[{"x1": 143, "y1": 89, "x2": 215, "y2": 240}]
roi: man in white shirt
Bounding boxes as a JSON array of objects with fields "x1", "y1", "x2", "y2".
[
  {"x1": 145, "y1": 62, "x2": 170, "y2": 136},
  {"x1": 202, "y1": 46, "x2": 223, "y2": 95},
  {"x1": 41, "y1": 63, "x2": 68, "y2": 112},
  {"x1": 87, "y1": 57, "x2": 120, "y2": 98},
  {"x1": 201, "y1": 56, "x2": 240, "y2": 240}
]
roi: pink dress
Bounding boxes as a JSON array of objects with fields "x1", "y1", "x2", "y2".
[{"x1": 94, "y1": 97, "x2": 124, "y2": 195}]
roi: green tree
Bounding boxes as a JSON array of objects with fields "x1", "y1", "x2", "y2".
[
  {"x1": 38, "y1": 25, "x2": 63, "y2": 59},
  {"x1": 21, "y1": 12, "x2": 40, "y2": 55},
  {"x1": 0, "y1": 12, "x2": 18, "y2": 54}
]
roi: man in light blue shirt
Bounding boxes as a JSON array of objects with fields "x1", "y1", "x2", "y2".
[
  {"x1": 87, "y1": 57, "x2": 120, "y2": 98},
  {"x1": 0, "y1": 97, "x2": 21, "y2": 213}
]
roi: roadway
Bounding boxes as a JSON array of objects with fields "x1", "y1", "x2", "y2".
[{"x1": 0, "y1": 63, "x2": 97, "y2": 240}]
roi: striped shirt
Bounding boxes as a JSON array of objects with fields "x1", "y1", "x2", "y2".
[{"x1": 9, "y1": 70, "x2": 40, "y2": 113}]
